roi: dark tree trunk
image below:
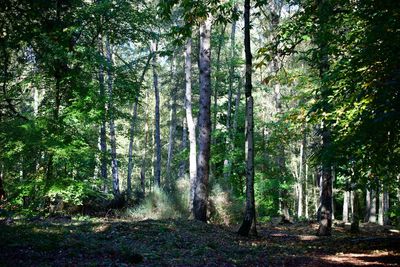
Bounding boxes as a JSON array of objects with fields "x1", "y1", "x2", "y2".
[
  {"x1": 151, "y1": 40, "x2": 161, "y2": 188},
  {"x1": 98, "y1": 33, "x2": 108, "y2": 193},
  {"x1": 351, "y1": 188, "x2": 359, "y2": 233},
  {"x1": 194, "y1": 16, "x2": 212, "y2": 222},
  {"x1": 238, "y1": 0, "x2": 256, "y2": 237},
  {"x1": 316, "y1": 0, "x2": 333, "y2": 236},
  {"x1": 317, "y1": 146, "x2": 332, "y2": 236}
]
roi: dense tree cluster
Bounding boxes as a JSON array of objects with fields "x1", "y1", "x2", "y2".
[{"x1": 0, "y1": 0, "x2": 399, "y2": 236}]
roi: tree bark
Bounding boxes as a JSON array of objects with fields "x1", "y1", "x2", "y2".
[
  {"x1": 178, "y1": 117, "x2": 187, "y2": 179},
  {"x1": 343, "y1": 190, "x2": 350, "y2": 223},
  {"x1": 351, "y1": 188, "x2": 359, "y2": 233},
  {"x1": 166, "y1": 56, "x2": 178, "y2": 182},
  {"x1": 185, "y1": 38, "x2": 197, "y2": 213},
  {"x1": 238, "y1": 0, "x2": 256, "y2": 236},
  {"x1": 151, "y1": 40, "x2": 161, "y2": 188},
  {"x1": 316, "y1": 0, "x2": 333, "y2": 236},
  {"x1": 194, "y1": 16, "x2": 212, "y2": 222},
  {"x1": 127, "y1": 54, "x2": 152, "y2": 197},
  {"x1": 140, "y1": 87, "x2": 150, "y2": 195},
  {"x1": 98, "y1": 34, "x2": 108, "y2": 193},
  {"x1": 0, "y1": 163, "x2": 5, "y2": 200},
  {"x1": 378, "y1": 185, "x2": 389, "y2": 225},
  {"x1": 369, "y1": 188, "x2": 377, "y2": 223},
  {"x1": 105, "y1": 36, "x2": 120, "y2": 196}
]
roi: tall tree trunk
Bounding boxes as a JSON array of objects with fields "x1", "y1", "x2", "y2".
[
  {"x1": 316, "y1": 0, "x2": 333, "y2": 237},
  {"x1": 178, "y1": 117, "x2": 187, "y2": 179},
  {"x1": 151, "y1": 40, "x2": 161, "y2": 188},
  {"x1": 298, "y1": 135, "x2": 305, "y2": 218},
  {"x1": 343, "y1": 190, "x2": 350, "y2": 223},
  {"x1": 140, "y1": 87, "x2": 150, "y2": 195},
  {"x1": 194, "y1": 16, "x2": 212, "y2": 222},
  {"x1": 166, "y1": 56, "x2": 178, "y2": 182},
  {"x1": 98, "y1": 34, "x2": 108, "y2": 193},
  {"x1": 378, "y1": 185, "x2": 389, "y2": 225},
  {"x1": 350, "y1": 188, "x2": 359, "y2": 233},
  {"x1": 211, "y1": 25, "x2": 225, "y2": 181},
  {"x1": 105, "y1": 36, "x2": 119, "y2": 196},
  {"x1": 224, "y1": 10, "x2": 237, "y2": 183},
  {"x1": 305, "y1": 162, "x2": 309, "y2": 219},
  {"x1": 238, "y1": 0, "x2": 256, "y2": 236},
  {"x1": 127, "y1": 54, "x2": 152, "y2": 197},
  {"x1": 365, "y1": 188, "x2": 371, "y2": 222},
  {"x1": 185, "y1": 38, "x2": 197, "y2": 213},
  {"x1": 369, "y1": 188, "x2": 377, "y2": 223},
  {"x1": 0, "y1": 163, "x2": 5, "y2": 200}
]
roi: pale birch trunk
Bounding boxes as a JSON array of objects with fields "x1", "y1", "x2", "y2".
[
  {"x1": 166, "y1": 56, "x2": 178, "y2": 181},
  {"x1": 343, "y1": 190, "x2": 349, "y2": 223},
  {"x1": 185, "y1": 38, "x2": 197, "y2": 213}
]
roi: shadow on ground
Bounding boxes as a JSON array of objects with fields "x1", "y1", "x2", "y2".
[{"x1": 0, "y1": 218, "x2": 399, "y2": 266}]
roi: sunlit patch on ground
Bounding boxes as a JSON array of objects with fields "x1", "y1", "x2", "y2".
[{"x1": 322, "y1": 252, "x2": 400, "y2": 266}]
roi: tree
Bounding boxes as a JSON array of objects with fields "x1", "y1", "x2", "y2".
[
  {"x1": 185, "y1": 38, "x2": 197, "y2": 213},
  {"x1": 105, "y1": 36, "x2": 120, "y2": 196},
  {"x1": 151, "y1": 40, "x2": 161, "y2": 188},
  {"x1": 193, "y1": 15, "x2": 213, "y2": 222},
  {"x1": 238, "y1": 0, "x2": 256, "y2": 237}
]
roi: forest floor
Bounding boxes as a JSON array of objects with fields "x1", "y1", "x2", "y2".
[{"x1": 0, "y1": 216, "x2": 399, "y2": 266}]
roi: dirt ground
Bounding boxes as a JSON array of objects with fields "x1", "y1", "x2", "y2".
[{"x1": 0, "y1": 217, "x2": 399, "y2": 266}]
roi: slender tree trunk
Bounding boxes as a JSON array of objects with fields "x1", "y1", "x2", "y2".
[
  {"x1": 166, "y1": 56, "x2": 178, "y2": 182},
  {"x1": 224, "y1": 11, "x2": 237, "y2": 183},
  {"x1": 365, "y1": 188, "x2": 371, "y2": 222},
  {"x1": 238, "y1": 0, "x2": 256, "y2": 236},
  {"x1": 369, "y1": 188, "x2": 377, "y2": 223},
  {"x1": 0, "y1": 163, "x2": 5, "y2": 200},
  {"x1": 194, "y1": 16, "x2": 212, "y2": 222},
  {"x1": 140, "y1": 88, "x2": 150, "y2": 195},
  {"x1": 298, "y1": 137, "x2": 304, "y2": 218},
  {"x1": 378, "y1": 185, "x2": 389, "y2": 225},
  {"x1": 98, "y1": 34, "x2": 108, "y2": 193},
  {"x1": 343, "y1": 190, "x2": 349, "y2": 223},
  {"x1": 185, "y1": 38, "x2": 197, "y2": 213},
  {"x1": 127, "y1": 54, "x2": 152, "y2": 197},
  {"x1": 351, "y1": 188, "x2": 359, "y2": 233},
  {"x1": 316, "y1": 0, "x2": 333, "y2": 237},
  {"x1": 105, "y1": 36, "x2": 119, "y2": 196},
  {"x1": 178, "y1": 117, "x2": 187, "y2": 179},
  {"x1": 151, "y1": 40, "x2": 161, "y2": 188},
  {"x1": 211, "y1": 25, "x2": 225, "y2": 181},
  {"x1": 305, "y1": 162, "x2": 309, "y2": 219}
]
